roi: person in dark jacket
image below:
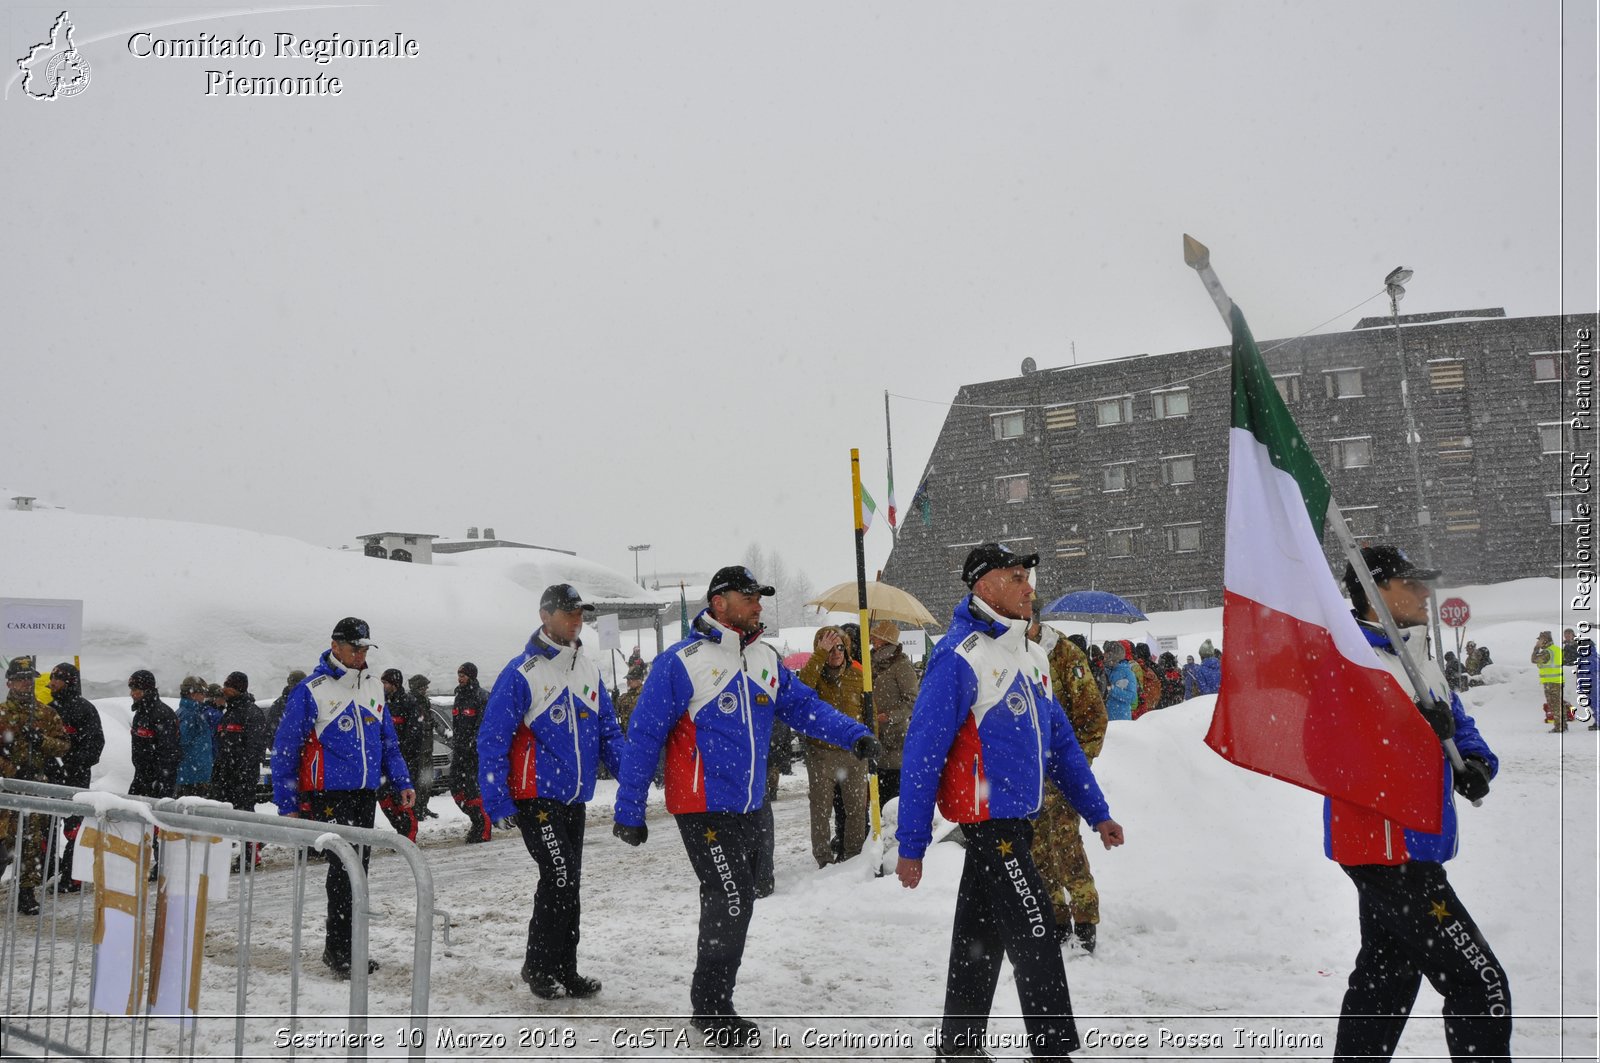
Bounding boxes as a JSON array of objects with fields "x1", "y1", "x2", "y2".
[
  {"x1": 1156, "y1": 652, "x2": 1186, "y2": 709},
  {"x1": 408, "y1": 674, "x2": 439, "y2": 816},
  {"x1": 44, "y1": 663, "x2": 104, "y2": 893},
  {"x1": 262, "y1": 669, "x2": 307, "y2": 743},
  {"x1": 214, "y1": 672, "x2": 269, "y2": 870},
  {"x1": 1329, "y1": 546, "x2": 1509, "y2": 1063},
  {"x1": 127, "y1": 669, "x2": 181, "y2": 884},
  {"x1": 376, "y1": 669, "x2": 419, "y2": 841},
  {"x1": 451, "y1": 662, "x2": 490, "y2": 843},
  {"x1": 128, "y1": 670, "x2": 180, "y2": 798}
]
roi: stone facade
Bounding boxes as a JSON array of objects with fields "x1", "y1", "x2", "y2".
[{"x1": 883, "y1": 310, "x2": 1593, "y2": 627}]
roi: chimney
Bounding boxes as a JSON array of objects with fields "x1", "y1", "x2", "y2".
[
  {"x1": 467, "y1": 526, "x2": 479, "y2": 540},
  {"x1": 483, "y1": 526, "x2": 495, "y2": 540}
]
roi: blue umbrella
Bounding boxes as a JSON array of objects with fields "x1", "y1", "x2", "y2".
[{"x1": 1041, "y1": 590, "x2": 1147, "y2": 625}]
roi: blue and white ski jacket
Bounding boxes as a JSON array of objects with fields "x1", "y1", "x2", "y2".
[
  {"x1": 271, "y1": 651, "x2": 413, "y2": 815},
  {"x1": 478, "y1": 631, "x2": 624, "y2": 821},
  {"x1": 613, "y1": 610, "x2": 870, "y2": 828},
  {"x1": 1323, "y1": 620, "x2": 1496, "y2": 866},
  {"x1": 897, "y1": 596, "x2": 1112, "y2": 860}
]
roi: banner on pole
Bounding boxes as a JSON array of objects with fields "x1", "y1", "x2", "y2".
[
  {"x1": 0, "y1": 597, "x2": 83, "y2": 657},
  {"x1": 595, "y1": 612, "x2": 621, "y2": 652}
]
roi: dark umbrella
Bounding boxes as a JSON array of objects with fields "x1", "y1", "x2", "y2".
[{"x1": 1041, "y1": 589, "x2": 1147, "y2": 641}]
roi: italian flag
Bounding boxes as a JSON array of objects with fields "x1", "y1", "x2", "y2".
[
  {"x1": 1204, "y1": 305, "x2": 1441, "y2": 832},
  {"x1": 860, "y1": 484, "x2": 879, "y2": 532}
]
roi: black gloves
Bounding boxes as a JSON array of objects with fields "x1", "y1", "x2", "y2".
[
  {"x1": 493, "y1": 813, "x2": 518, "y2": 831},
  {"x1": 851, "y1": 734, "x2": 881, "y2": 761},
  {"x1": 1416, "y1": 697, "x2": 1455, "y2": 741},
  {"x1": 1453, "y1": 756, "x2": 1491, "y2": 802},
  {"x1": 613, "y1": 822, "x2": 648, "y2": 847}
]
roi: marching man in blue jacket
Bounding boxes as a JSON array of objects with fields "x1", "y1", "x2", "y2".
[
  {"x1": 896, "y1": 544, "x2": 1125, "y2": 1062},
  {"x1": 478, "y1": 584, "x2": 624, "y2": 1001},
  {"x1": 272, "y1": 617, "x2": 414, "y2": 979},
  {"x1": 612, "y1": 565, "x2": 878, "y2": 1049}
]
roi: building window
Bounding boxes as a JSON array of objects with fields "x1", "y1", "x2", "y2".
[
  {"x1": 363, "y1": 542, "x2": 388, "y2": 559},
  {"x1": 1273, "y1": 374, "x2": 1301, "y2": 403},
  {"x1": 1055, "y1": 538, "x2": 1087, "y2": 559},
  {"x1": 391, "y1": 549, "x2": 413, "y2": 562},
  {"x1": 1044, "y1": 404, "x2": 1077, "y2": 431},
  {"x1": 1428, "y1": 359, "x2": 1465, "y2": 390},
  {"x1": 991, "y1": 410, "x2": 1026, "y2": 440},
  {"x1": 1161, "y1": 455, "x2": 1196, "y2": 485},
  {"x1": 1539, "y1": 422, "x2": 1568, "y2": 454},
  {"x1": 996, "y1": 474, "x2": 1030, "y2": 503},
  {"x1": 1172, "y1": 589, "x2": 1210, "y2": 611},
  {"x1": 1333, "y1": 437, "x2": 1373, "y2": 469},
  {"x1": 403, "y1": 536, "x2": 417, "y2": 545},
  {"x1": 1152, "y1": 388, "x2": 1190, "y2": 419},
  {"x1": 1096, "y1": 395, "x2": 1133, "y2": 426},
  {"x1": 1342, "y1": 505, "x2": 1379, "y2": 539},
  {"x1": 1107, "y1": 528, "x2": 1137, "y2": 558},
  {"x1": 1102, "y1": 463, "x2": 1134, "y2": 492},
  {"x1": 1532, "y1": 353, "x2": 1560, "y2": 381},
  {"x1": 1164, "y1": 523, "x2": 1202, "y2": 553},
  {"x1": 1324, "y1": 369, "x2": 1364, "y2": 398},
  {"x1": 1549, "y1": 495, "x2": 1573, "y2": 525}
]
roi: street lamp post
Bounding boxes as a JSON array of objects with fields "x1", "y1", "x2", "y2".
[
  {"x1": 628, "y1": 544, "x2": 651, "y2": 589},
  {"x1": 1385, "y1": 267, "x2": 1445, "y2": 658}
]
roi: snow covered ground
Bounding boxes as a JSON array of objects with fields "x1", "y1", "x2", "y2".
[{"x1": 3, "y1": 506, "x2": 1595, "y2": 1058}]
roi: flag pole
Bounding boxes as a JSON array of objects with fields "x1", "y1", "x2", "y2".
[
  {"x1": 850, "y1": 449, "x2": 884, "y2": 858},
  {"x1": 1182, "y1": 234, "x2": 1472, "y2": 783}
]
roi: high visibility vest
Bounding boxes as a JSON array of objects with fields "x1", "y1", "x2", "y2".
[{"x1": 1539, "y1": 645, "x2": 1564, "y2": 685}]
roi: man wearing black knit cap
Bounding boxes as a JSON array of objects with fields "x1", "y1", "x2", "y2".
[
  {"x1": 45, "y1": 663, "x2": 104, "y2": 892},
  {"x1": 127, "y1": 670, "x2": 181, "y2": 799},
  {"x1": 451, "y1": 662, "x2": 490, "y2": 843}
]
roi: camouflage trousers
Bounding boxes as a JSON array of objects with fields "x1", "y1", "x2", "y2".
[
  {"x1": 0, "y1": 810, "x2": 52, "y2": 890},
  {"x1": 1031, "y1": 786, "x2": 1098, "y2": 927}
]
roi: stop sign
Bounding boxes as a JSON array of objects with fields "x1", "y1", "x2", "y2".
[{"x1": 1439, "y1": 597, "x2": 1471, "y2": 628}]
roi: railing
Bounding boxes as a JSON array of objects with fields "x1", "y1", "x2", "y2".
[{"x1": 0, "y1": 780, "x2": 434, "y2": 1061}]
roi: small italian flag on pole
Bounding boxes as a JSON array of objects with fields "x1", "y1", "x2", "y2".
[
  {"x1": 860, "y1": 484, "x2": 879, "y2": 533},
  {"x1": 1204, "y1": 304, "x2": 1441, "y2": 832}
]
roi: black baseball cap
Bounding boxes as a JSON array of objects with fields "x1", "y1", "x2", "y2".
[
  {"x1": 706, "y1": 566, "x2": 776, "y2": 600},
  {"x1": 331, "y1": 616, "x2": 377, "y2": 647},
  {"x1": 540, "y1": 583, "x2": 596, "y2": 613},
  {"x1": 961, "y1": 543, "x2": 1040, "y2": 587},
  {"x1": 1346, "y1": 545, "x2": 1441, "y2": 585}
]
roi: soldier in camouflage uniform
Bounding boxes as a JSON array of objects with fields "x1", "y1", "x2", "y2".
[
  {"x1": 1, "y1": 658, "x2": 70, "y2": 914},
  {"x1": 1027, "y1": 621, "x2": 1108, "y2": 953},
  {"x1": 613, "y1": 661, "x2": 647, "y2": 733}
]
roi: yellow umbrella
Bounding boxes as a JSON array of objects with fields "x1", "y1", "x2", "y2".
[{"x1": 806, "y1": 580, "x2": 936, "y2": 626}]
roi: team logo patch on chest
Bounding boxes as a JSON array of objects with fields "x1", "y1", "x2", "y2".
[
  {"x1": 338, "y1": 715, "x2": 355, "y2": 731},
  {"x1": 550, "y1": 704, "x2": 568, "y2": 725},
  {"x1": 717, "y1": 691, "x2": 739, "y2": 714},
  {"x1": 1005, "y1": 691, "x2": 1027, "y2": 716}
]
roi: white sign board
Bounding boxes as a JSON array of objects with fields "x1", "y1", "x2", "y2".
[
  {"x1": 0, "y1": 598, "x2": 83, "y2": 658},
  {"x1": 594, "y1": 612, "x2": 621, "y2": 652},
  {"x1": 1156, "y1": 635, "x2": 1181, "y2": 655},
  {"x1": 898, "y1": 629, "x2": 927, "y2": 660}
]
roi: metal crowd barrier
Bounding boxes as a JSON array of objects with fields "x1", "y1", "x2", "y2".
[{"x1": 0, "y1": 780, "x2": 435, "y2": 1061}]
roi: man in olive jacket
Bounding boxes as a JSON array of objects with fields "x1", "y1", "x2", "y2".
[
  {"x1": 1, "y1": 658, "x2": 70, "y2": 913},
  {"x1": 797, "y1": 627, "x2": 867, "y2": 867},
  {"x1": 867, "y1": 620, "x2": 919, "y2": 807}
]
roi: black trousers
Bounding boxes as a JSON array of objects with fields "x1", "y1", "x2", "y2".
[
  {"x1": 515, "y1": 798, "x2": 587, "y2": 978},
  {"x1": 877, "y1": 767, "x2": 901, "y2": 807},
  {"x1": 751, "y1": 804, "x2": 775, "y2": 894},
  {"x1": 677, "y1": 810, "x2": 762, "y2": 1017},
  {"x1": 302, "y1": 789, "x2": 376, "y2": 963},
  {"x1": 940, "y1": 818, "x2": 1078, "y2": 1061},
  {"x1": 1335, "y1": 862, "x2": 1511, "y2": 1063}
]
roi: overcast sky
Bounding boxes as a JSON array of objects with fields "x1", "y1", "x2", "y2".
[{"x1": 5, "y1": 1, "x2": 1594, "y2": 593}]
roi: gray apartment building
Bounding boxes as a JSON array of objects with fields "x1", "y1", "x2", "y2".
[{"x1": 882, "y1": 308, "x2": 1592, "y2": 627}]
